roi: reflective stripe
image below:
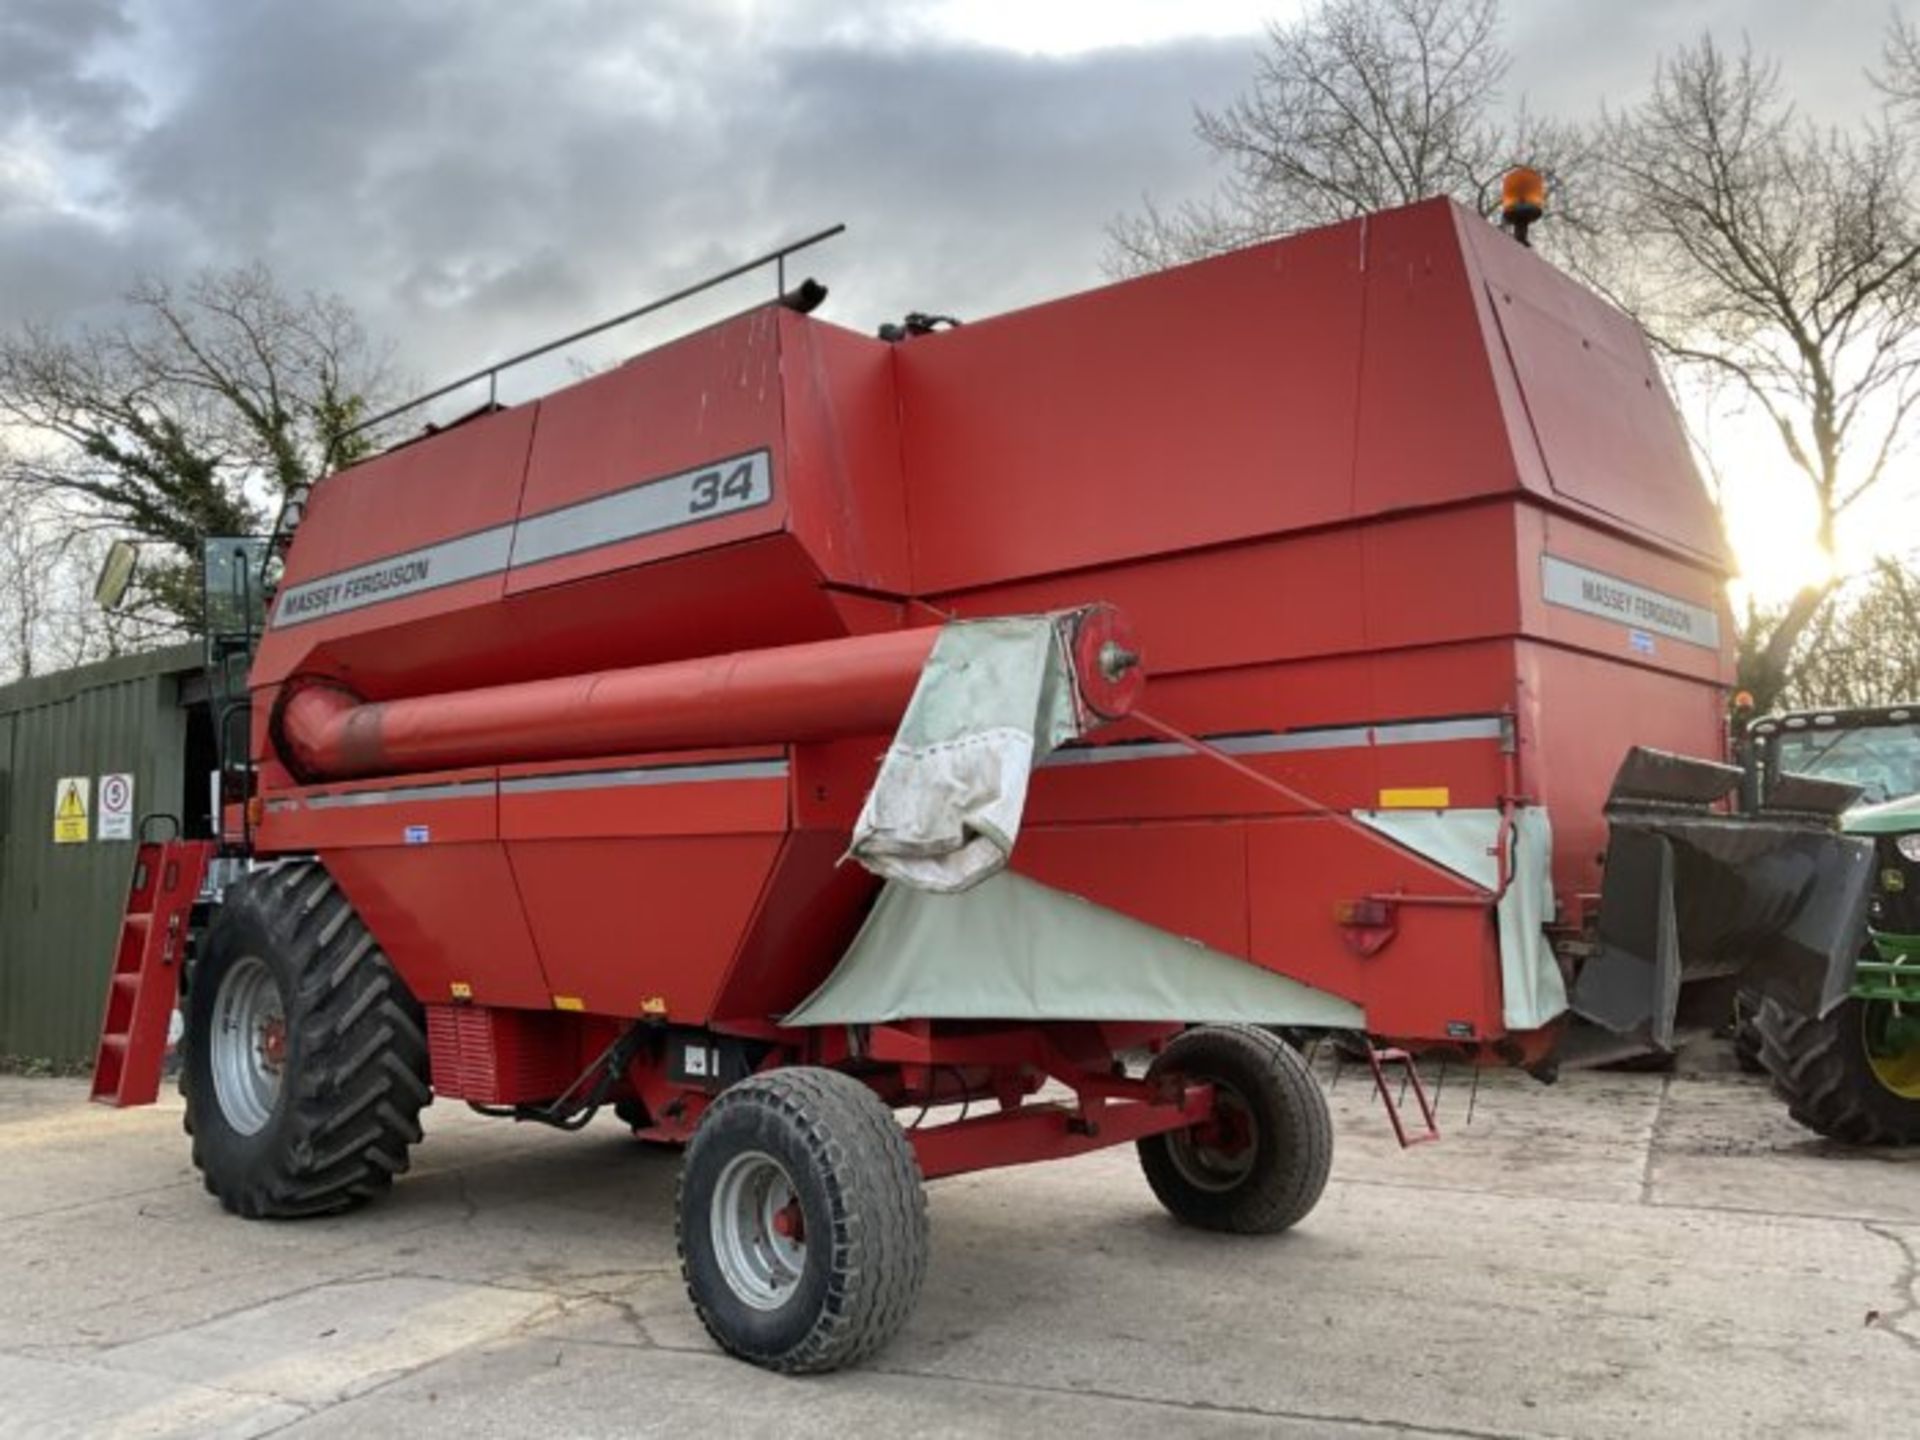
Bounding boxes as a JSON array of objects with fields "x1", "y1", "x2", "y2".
[
  {"x1": 1378, "y1": 787, "x2": 1452, "y2": 809},
  {"x1": 1043, "y1": 716, "x2": 1507, "y2": 768}
]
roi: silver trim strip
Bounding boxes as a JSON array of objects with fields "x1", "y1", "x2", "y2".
[
  {"x1": 1041, "y1": 739, "x2": 1191, "y2": 768},
  {"x1": 271, "y1": 448, "x2": 775, "y2": 629},
  {"x1": 1043, "y1": 717, "x2": 1507, "y2": 769},
  {"x1": 274, "y1": 526, "x2": 514, "y2": 627},
  {"x1": 499, "y1": 760, "x2": 790, "y2": 794},
  {"x1": 1369, "y1": 717, "x2": 1507, "y2": 747},
  {"x1": 287, "y1": 758, "x2": 791, "y2": 809},
  {"x1": 510, "y1": 452, "x2": 772, "y2": 568},
  {"x1": 304, "y1": 780, "x2": 497, "y2": 809},
  {"x1": 1218, "y1": 727, "x2": 1374, "y2": 756}
]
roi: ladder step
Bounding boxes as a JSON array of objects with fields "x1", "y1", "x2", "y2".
[
  {"x1": 91, "y1": 839, "x2": 214, "y2": 1109},
  {"x1": 1364, "y1": 1044, "x2": 1441, "y2": 1149}
]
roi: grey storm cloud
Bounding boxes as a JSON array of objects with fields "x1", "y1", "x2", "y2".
[
  {"x1": 0, "y1": 0, "x2": 1904, "y2": 412},
  {"x1": 0, "y1": 0, "x2": 139, "y2": 148},
  {"x1": 2, "y1": 0, "x2": 1265, "y2": 401}
]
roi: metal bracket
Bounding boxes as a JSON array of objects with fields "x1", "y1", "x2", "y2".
[{"x1": 1365, "y1": 1045, "x2": 1440, "y2": 1148}]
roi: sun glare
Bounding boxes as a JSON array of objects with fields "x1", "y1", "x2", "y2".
[{"x1": 1695, "y1": 399, "x2": 1919, "y2": 613}]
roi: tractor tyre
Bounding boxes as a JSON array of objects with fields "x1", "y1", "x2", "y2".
[
  {"x1": 185, "y1": 861, "x2": 432, "y2": 1217},
  {"x1": 1138, "y1": 1024, "x2": 1333, "y2": 1234},
  {"x1": 677, "y1": 1067, "x2": 928, "y2": 1373},
  {"x1": 1755, "y1": 996, "x2": 1920, "y2": 1146}
]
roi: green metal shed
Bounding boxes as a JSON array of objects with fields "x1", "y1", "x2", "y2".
[{"x1": 0, "y1": 644, "x2": 209, "y2": 1064}]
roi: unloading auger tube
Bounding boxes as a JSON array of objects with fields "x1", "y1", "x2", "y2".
[{"x1": 273, "y1": 604, "x2": 1143, "y2": 783}]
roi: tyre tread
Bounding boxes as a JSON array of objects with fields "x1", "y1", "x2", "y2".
[
  {"x1": 1755, "y1": 996, "x2": 1920, "y2": 1146},
  {"x1": 189, "y1": 860, "x2": 431, "y2": 1217},
  {"x1": 1138, "y1": 1024, "x2": 1333, "y2": 1234},
  {"x1": 677, "y1": 1067, "x2": 928, "y2": 1373}
]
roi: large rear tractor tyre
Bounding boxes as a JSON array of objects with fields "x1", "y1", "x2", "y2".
[
  {"x1": 185, "y1": 862, "x2": 431, "y2": 1216},
  {"x1": 1755, "y1": 995, "x2": 1920, "y2": 1146},
  {"x1": 678, "y1": 1068, "x2": 928, "y2": 1373},
  {"x1": 1138, "y1": 1024, "x2": 1333, "y2": 1234}
]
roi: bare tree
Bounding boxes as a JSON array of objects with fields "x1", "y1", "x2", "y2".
[
  {"x1": 0, "y1": 264, "x2": 391, "y2": 630},
  {"x1": 1780, "y1": 557, "x2": 1920, "y2": 709},
  {"x1": 1879, "y1": 9, "x2": 1920, "y2": 113},
  {"x1": 0, "y1": 473, "x2": 151, "y2": 681},
  {"x1": 1591, "y1": 35, "x2": 1920, "y2": 713},
  {"x1": 1106, "y1": 0, "x2": 1586, "y2": 274}
]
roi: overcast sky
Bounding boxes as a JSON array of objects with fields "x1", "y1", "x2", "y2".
[{"x1": 0, "y1": 0, "x2": 1906, "y2": 416}]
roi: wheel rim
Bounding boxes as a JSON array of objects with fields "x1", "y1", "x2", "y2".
[
  {"x1": 1863, "y1": 999, "x2": 1920, "y2": 1101},
  {"x1": 710, "y1": 1151, "x2": 808, "y2": 1310},
  {"x1": 1167, "y1": 1081, "x2": 1259, "y2": 1192},
  {"x1": 211, "y1": 956, "x2": 287, "y2": 1136}
]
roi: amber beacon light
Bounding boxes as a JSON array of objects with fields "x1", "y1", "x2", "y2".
[{"x1": 1501, "y1": 166, "x2": 1547, "y2": 246}]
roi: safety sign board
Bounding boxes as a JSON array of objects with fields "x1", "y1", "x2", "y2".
[
  {"x1": 99, "y1": 772, "x2": 135, "y2": 841},
  {"x1": 53, "y1": 777, "x2": 90, "y2": 844}
]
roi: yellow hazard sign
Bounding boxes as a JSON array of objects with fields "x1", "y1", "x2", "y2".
[{"x1": 53, "y1": 776, "x2": 90, "y2": 844}]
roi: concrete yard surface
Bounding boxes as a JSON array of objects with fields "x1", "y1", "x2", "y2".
[{"x1": 1, "y1": 1056, "x2": 1916, "y2": 1439}]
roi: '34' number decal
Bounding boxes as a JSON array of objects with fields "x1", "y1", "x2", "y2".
[{"x1": 688, "y1": 460, "x2": 759, "y2": 515}]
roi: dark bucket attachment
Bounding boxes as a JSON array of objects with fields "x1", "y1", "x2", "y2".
[{"x1": 1570, "y1": 748, "x2": 1877, "y2": 1049}]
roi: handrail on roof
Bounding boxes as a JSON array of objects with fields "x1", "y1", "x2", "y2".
[{"x1": 341, "y1": 222, "x2": 847, "y2": 440}]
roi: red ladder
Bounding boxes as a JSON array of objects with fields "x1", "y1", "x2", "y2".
[{"x1": 91, "y1": 840, "x2": 215, "y2": 1107}]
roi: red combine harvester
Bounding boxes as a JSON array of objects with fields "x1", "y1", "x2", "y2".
[{"x1": 101, "y1": 196, "x2": 1873, "y2": 1372}]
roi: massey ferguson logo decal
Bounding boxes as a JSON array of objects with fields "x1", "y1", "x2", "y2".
[
  {"x1": 278, "y1": 557, "x2": 434, "y2": 620},
  {"x1": 1540, "y1": 554, "x2": 1720, "y2": 650},
  {"x1": 272, "y1": 450, "x2": 773, "y2": 628}
]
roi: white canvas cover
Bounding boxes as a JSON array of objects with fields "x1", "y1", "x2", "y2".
[
  {"x1": 809, "y1": 613, "x2": 1366, "y2": 1028},
  {"x1": 784, "y1": 869, "x2": 1366, "y2": 1028},
  {"x1": 847, "y1": 615, "x2": 1083, "y2": 893}
]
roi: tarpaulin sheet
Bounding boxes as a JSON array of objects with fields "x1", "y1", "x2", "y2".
[
  {"x1": 1355, "y1": 806, "x2": 1565, "y2": 1029},
  {"x1": 783, "y1": 869, "x2": 1366, "y2": 1028},
  {"x1": 847, "y1": 616, "x2": 1081, "y2": 893}
]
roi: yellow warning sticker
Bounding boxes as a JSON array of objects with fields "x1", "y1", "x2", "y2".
[
  {"x1": 53, "y1": 776, "x2": 90, "y2": 844},
  {"x1": 1379, "y1": 786, "x2": 1450, "y2": 809}
]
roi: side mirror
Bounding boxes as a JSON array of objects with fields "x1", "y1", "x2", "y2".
[{"x1": 93, "y1": 539, "x2": 139, "y2": 612}]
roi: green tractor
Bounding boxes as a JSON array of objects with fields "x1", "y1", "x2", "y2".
[{"x1": 1741, "y1": 705, "x2": 1920, "y2": 1144}]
